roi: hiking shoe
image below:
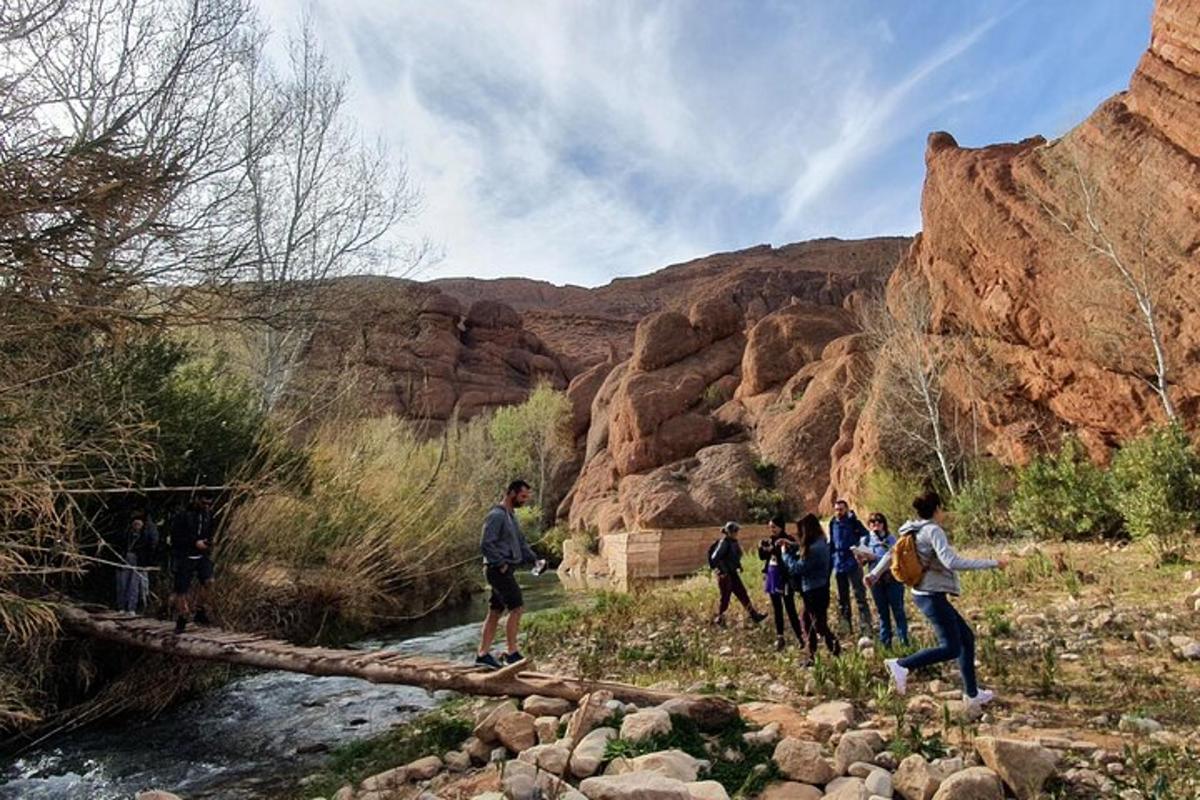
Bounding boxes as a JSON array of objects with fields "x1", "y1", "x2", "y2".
[
  {"x1": 474, "y1": 653, "x2": 502, "y2": 670},
  {"x1": 775, "y1": 636, "x2": 786, "y2": 652},
  {"x1": 174, "y1": 616, "x2": 187, "y2": 635},
  {"x1": 712, "y1": 615, "x2": 727, "y2": 628},
  {"x1": 885, "y1": 658, "x2": 909, "y2": 696},
  {"x1": 194, "y1": 608, "x2": 211, "y2": 626},
  {"x1": 750, "y1": 610, "x2": 768, "y2": 624},
  {"x1": 501, "y1": 651, "x2": 524, "y2": 666},
  {"x1": 965, "y1": 689, "x2": 995, "y2": 708}
]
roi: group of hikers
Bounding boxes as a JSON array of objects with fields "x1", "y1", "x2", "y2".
[
  {"x1": 475, "y1": 480, "x2": 1008, "y2": 711},
  {"x1": 107, "y1": 494, "x2": 217, "y2": 634},
  {"x1": 704, "y1": 491, "x2": 1008, "y2": 709}
]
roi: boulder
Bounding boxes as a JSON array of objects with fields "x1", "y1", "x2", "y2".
[
  {"x1": 772, "y1": 737, "x2": 835, "y2": 785},
  {"x1": 823, "y1": 775, "x2": 870, "y2": 799},
  {"x1": 739, "y1": 703, "x2": 826, "y2": 742},
  {"x1": 571, "y1": 727, "x2": 618, "y2": 779},
  {"x1": 758, "y1": 782, "x2": 823, "y2": 800},
  {"x1": 475, "y1": 701, "x2": 520, "y2": 744},
  {"x1": 535, "y1": 716, "x2": 560, "y2": 744},
  {"x1": 444, "y1": 750, "x2": 472, "y2": 772},
  {"x1": 628, "y1": 750, "x2": 710, "y2": 782},
  {"x1": 525, "y1": 695, "x2": 575, "y2": 718},
  {"x1": 465, "y1": 736, "x2": 494, "y2": 765},
  {"x1": 974, "y1": 737, "x2": 1058, "y2": 800},
  {"x1": 518, "y1": 743, "x2": 571, "y2": 775},
  {"x1": 930, "y1": 767, "x2": 1003, "y2": 800},
  {"x1": 834, "y1": 732, "x2": 882, "y2": 775},
  {"x1": 579, "y1": 771, "x2": 695, "y2": 800},
  {"x1": 361, "y1": 765, "x2": 408, "y2": 792},
  {"x1": 332, "y1": 787, "x2": 354, "y2": 800},
  {"x1": 864, "y1": 767, "x2": 892, "y2": 797},
  {"x1": 893, "y1": 755, "x2": 942, "y2": 800},
  {"x1": 135, "y1": 793, "x2": 183, "y2": 800},
  {"x1": 806, "y1": 702, "x2": 854, "y2": 738},
  {"x1": 743, "y1": 722, "x2": 782, "y2": 747},
  {"x1": 405, "y1": 755, "x2": 444, "y2": 782},
  {"x1": 495, "y1": 711, "x2": 538, "y2": 754},
  {"x1": 657, "y1": 696, "x2": 741, "y2": 732},
  {"x1": 568, "y1": 690, "x2": 617, "y2": 742},
  {"x1": 685, "y1": 780, "x2": 730, "y2": 800},
  {"x1": 620, "y1": 709, "x2": 672, "y2": 743}
]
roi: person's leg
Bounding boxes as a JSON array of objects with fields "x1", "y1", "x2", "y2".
[
  {"x1": 116, "y1": 566, "x2": 131, "y2": 612},
  {"x1": 898, "y1": 593, "x2": 961, "y2": 672},
  {"x1": 888, "y1": 582, "x2": 909, "y2": 645},
  {"x1": 850, "y1": 565, "x2": 873, "y2": 631},
  {"x1": 172, "y1": 559, "x2": 193, "y2": 632},
  {"x1": 479, "y1": 608, "x2": 502, "y2": 654},
  {"x1": 716, "y1": 573, "x2": 733, "y2": 619},
  {"x1": 951, "y1": 605, "x2": 978, "y2": 697},
  {"x1": 799, "y1": 592, "x2": 819, "y2": 657},
  {"x1": 813, "y1": 586, "x2": 841, "y2": 655},
  {"x1": 729, "y1": 571, "x2": 755, "y2": 614},
  {"x1": 505, "y1": 606, "x2": 524, "y2": 656},
  {"x1": 782, "y1": 591, "x2": 806, "y2": 646},
  {"x1": 870, "y1": 581, "x2": 893, "y2": 647},
  {"x1": 835, "y1": 571, "x2": 852, "y2": 627},
  {"x1": 192, "y1": 558, "x2": 213, "y2": 624},
  {"x1": 770, "y1": 592, "x2": 785, "y2": 636}
]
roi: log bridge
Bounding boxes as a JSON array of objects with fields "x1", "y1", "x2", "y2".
[{"x1": 58, "y1": 606, "x2": 735, "y2": 718}]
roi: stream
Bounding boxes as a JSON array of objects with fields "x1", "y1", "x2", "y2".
[{"x1": 1, "y1": 573, "x2": 572, "y2": 800}]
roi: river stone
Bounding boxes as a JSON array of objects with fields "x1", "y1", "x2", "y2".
[
  {"x1": 518, "y1": 743, "x2": 571, "y2": 775},
  {"x1": 444, "y1": 750, "x2": 472, "y2": 772},
  {"x1": 824, "y1": 776, "x2": 870, "y2": 799},
  {"x1": 571, "y1": 727, "x2": 617, "y2": 778},
  {"x1": 332, "y1": 786, "x2": 354, "y2": 800},
  {"x1": 569, "y1": 690, "x2": 616, "y2": 742},
  {"x1": 773, "y1": 737, "x2": 835, "y2": 785},
  {"x1": 930, "y1": 767, "x2": 1003, "y2": 800},
  {"x1": 805, "y1": 701, "x2": 854, "y2": 741},
  {"x1": 657, "y1": 696, "x2": 739, "y2": 732},
  {"x1": 136, "y1": 793, "x2": 183, "y2": 800},
  {"x1": 361, "y1": 765, "x2": 408, "y2": 792},
  {"x1": 835, "y1": 732, "x2": 881, "y2": 775},
  {"x1": 629, "y1": 750, "x2": 710, "y2": 782},
  {"x1": 864, "y1": 767, "x2": 892, "y2": 798},
  {"x1": 465, "y1": 736, "x2": 494, "y2": 764},
  {"x1": 974, "y1": 737, "x2": 1058, "y2": 800},
  {"x1": 759, "y1": 783, "x2": 822, "y2": 800},
  {"x1": 475, "y1": 700, "x2": 521, "y2": 743},
  {"x1": 536, "y1": 715, "x2": 561, "y2": 744},
  {"x1": 621, "y1": 709, "x2": 672, "y2": 743},
  {"x1": 496, "y1": 711, "x2": 538, "y2": 753},
  {"x1": 405, "y1": 755, "x2": 443, "y2": 781},
  {"x1": 686, "y1": 780, "x2": 730, "y2": 800},
  {"x1": 893, "y1": 755, "x2": 942, "y2": 800},
  {"x1": 743, "y1": 722, "x2": 781, "y2": 747},
  {"x1": 580, "y1": 771, "x2": 694, "y2": 800},
  {"x1": 525, "y1": 695, "x2": 574, "y2": 718}
]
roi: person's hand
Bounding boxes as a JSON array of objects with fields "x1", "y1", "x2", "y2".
[
  {"x1": 499, "y1": 563, "x2": 509, "y2": 574},
  {"x1": 996, "y1": 556, "x2": 1010, "y2": 570},
  {"x1": 863, "y1": 572, "x2": 878, "y2": 588},
  {"x1": 196, "y1": 539, "x2": 209, "y2": 551}
]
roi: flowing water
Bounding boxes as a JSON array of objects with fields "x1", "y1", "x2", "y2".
[{"x1": 1, "y1": 573, "x2": 571, "y2": 800}]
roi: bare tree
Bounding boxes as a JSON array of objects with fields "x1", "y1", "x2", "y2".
[
  {"x1": 1034, "y1": 144, "x2": 1178, "y2": 422},
  {"x1": 859, "y1": 277, "x2": 961, "y2": 494},
  {"x1": 234, "y1": 15, "x2": 424, "y2": 411}
]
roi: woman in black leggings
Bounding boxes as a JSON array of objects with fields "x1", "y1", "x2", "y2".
[
  {"x1": 758, "y1": 515, "x2": 806, "y2": 651},
  {"x1": 783, "y1": 513, "x2": 841, "y2": 662}
]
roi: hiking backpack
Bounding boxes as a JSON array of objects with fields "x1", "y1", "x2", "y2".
[
  {"x1": 707, "y1": 539, "x2": 722, "y2": 570},
  {"x1": 890, "y1": 526, "x2": 927, "y2": 588}
]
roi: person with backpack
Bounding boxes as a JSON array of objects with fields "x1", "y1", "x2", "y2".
[
  {"x1": 709, "y1": 522, "x2": 767, "y2": 627},
  {"x1": 113, "y1": 511, "x2": 159, "y2": 614},
  {"x1": 855, "y1": 512, "x2": 909, "y2": 648},
  {"x1": 169, "y1": 495, "x2": 217, "y2": 634},
  {"x1": 865, "y1": 490, "x2": 1008, "y2": 711},
  {"x1": 782, "y1": 513, "x2": 841, "y2": 662},
  {"x1": 758, "y1": 515, "x2": 806, "y2": 651},
  {"x1": 829, "y1": 499, "x2": 874, "y2": 634}
]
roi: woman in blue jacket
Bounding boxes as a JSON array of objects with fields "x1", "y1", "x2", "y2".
[
  {"x1": 782, "y1": 513, "x2": 841, "y2": 661},
  {"x1": 857, "y1": 512, "x2": 909, "y2": 648}
]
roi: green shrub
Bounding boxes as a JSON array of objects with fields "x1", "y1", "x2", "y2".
[
  {"x1": 532, "y1": 524, "x2": 568, "y2": 563},
  {"x1": 1010, "y1": 437, "x2": 1121, "y2": 540},
  {"x1": 752, "y1": 459, "x2": 778, "y2": 487},
  {"x1": 1111, "y1": 425, "x2": 1200, "y2": 546},
  {"x1": 737, "y1": 485, "x2": 786, "y2": 523},
  {"x1": 861, "y1": 468, "x2": 926, "y2": 527},
  {"x1": 949, "y1": 460, "x2": 1014, "y2": 541},
  {"x1": 702, "y1": 382, "x2": 733, "y2": 410}
]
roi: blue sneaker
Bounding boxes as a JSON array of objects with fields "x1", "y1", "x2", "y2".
[
  {"x1": 474, "y1": 653, "x2": 502, "y2": 670},
  {"x1": 501, "y1": 651, "x2": 524, "y2": 666}
]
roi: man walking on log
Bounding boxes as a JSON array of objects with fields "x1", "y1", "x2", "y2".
[
  {"x1": 170, "y1": 494, "x2": 217, "y2": 634},
  {"x1": 476, "y1": 479, "x2": 543, "y2": 670}
]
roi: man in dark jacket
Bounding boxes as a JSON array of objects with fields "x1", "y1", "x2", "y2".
[
  {"x1": 829, "y1": 499, "x2": 873, "y2": 633},
  {"x1": 475, "y1": 480, "x2": 545, "y2": 670},
  {"x1": 170, "y1": 495, "x2": 216, "y2": 634},
  {"x1": 710, "y1": 521, "x2": 767, "y2": 627}
]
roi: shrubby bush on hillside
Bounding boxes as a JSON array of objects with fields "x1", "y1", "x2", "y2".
[
  {"x1": 1111, "y1": 425, "x2": 1200, "y2": 553},
  {"x1": 861, "y1": 468, "x2": 927, "y2": 527},
  {"x1": 1010, "y1": 437, "x2": 1122, "y2": 540},
  {"x1": 949, "y1": 460, "x2": 1014, "y2": 541}
]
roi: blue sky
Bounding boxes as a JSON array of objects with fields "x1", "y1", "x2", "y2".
[{"x1": 257, "y1": 1, "x2": 1153, "y2": 286}]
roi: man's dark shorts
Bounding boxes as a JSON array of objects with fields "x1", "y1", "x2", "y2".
[
  {"x1": 174, "y1": 555, "x2": 214, "y2": 594},
  {"x1": 486, "y1": 564, "x2": 523, "y2": 611}
]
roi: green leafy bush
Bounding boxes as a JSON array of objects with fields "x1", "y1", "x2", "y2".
[
  {"x1": 1010, "y1": 437, "x2": 1121, "y2": 540},
  {"x1": 949, "y1": 460, "x2": 1014, "y2": 541},
  {"x1": 736, "y1": 485, "x2": 786, "y2": 523},
  {"x1": 861, "y1": 468, "x2": 927, "y2": 527},
  {"x1": 752, "y1": 459, "x2": 779, "y2": 487},
  {"x1": 1111, "y1": 425, "x2": 1200, "y2": 546}
]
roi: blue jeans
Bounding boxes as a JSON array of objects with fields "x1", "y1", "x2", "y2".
[
  {"x1": 870, "y1": 579, "x2": 909, "y2": 647},
  {"x1": 899, "y1": 592, "x2": 977, "y2": 697}
]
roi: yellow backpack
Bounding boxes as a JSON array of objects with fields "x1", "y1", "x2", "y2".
[{"x1": 890, "y1": 526, "x2": 927, "y2": 588}]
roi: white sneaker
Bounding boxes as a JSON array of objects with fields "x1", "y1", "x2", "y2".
[
  {"x1": 885, "y1": 658, "x2": 909, "y2": 696},
  {"x1": 965, "y1": 689, "x2": 995, "y2": 707}
]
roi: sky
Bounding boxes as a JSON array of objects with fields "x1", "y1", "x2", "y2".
[{"x1": 255, "y1": 0, "x2": 1154, "y2": 287}]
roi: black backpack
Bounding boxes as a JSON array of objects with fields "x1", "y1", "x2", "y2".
[{"x1": 707, "y1": 539, "x2": 722, "y2": 569}]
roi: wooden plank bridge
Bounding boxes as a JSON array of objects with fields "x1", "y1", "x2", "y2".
[{"x1": 58, "y1": 606, "x2": 736, "y2": 718}]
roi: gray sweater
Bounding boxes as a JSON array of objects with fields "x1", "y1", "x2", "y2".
[
  {"x1": 868, "y1": 519, "x2": 998, "y2": 595},
  {"x1": 481, "y1": 505, "x2": 537, "y2": 567}
]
